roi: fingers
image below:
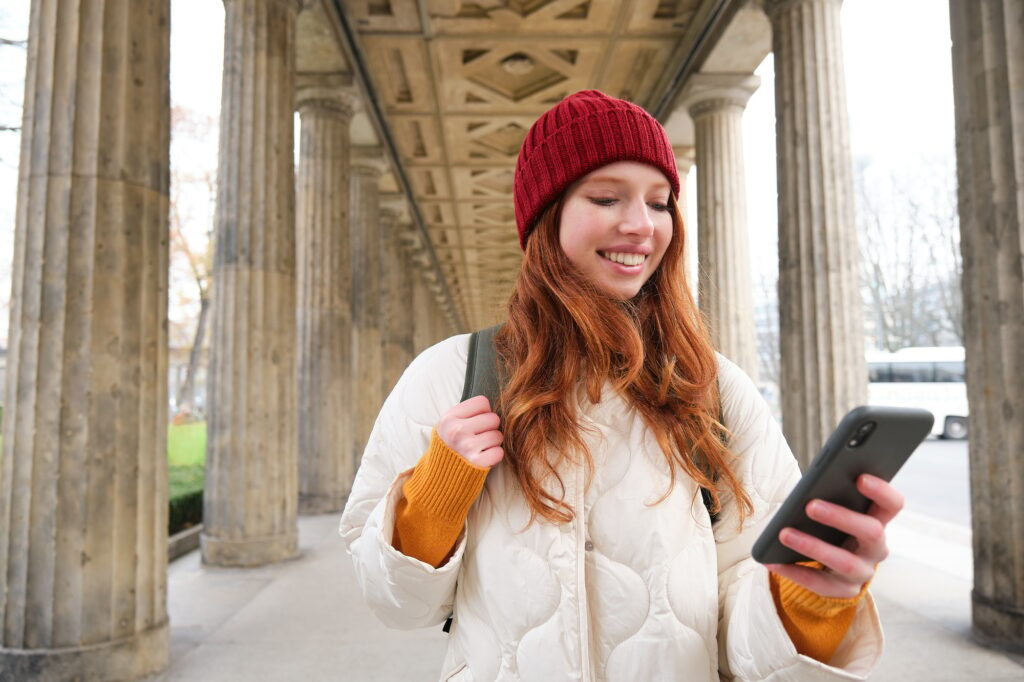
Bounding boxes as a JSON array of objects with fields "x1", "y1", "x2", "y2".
[
  {"x1": 805, "y1": 499, "x2": 888, "y2": 562},
  {"x1": 858, "y1": 474, "x2": 905, "y2": 525},
  {"x1": 437, "y1": 396, "x2": 504, "y2": 467},
  {"x1": 776, "y1": 528, "x2": 873, "y2": 595},
  {"x1": 446, "y1": 395, "x2": 493, "y2": 419},
  {"x1": 474, "y1": 445, "x2": 505, "y2": 468}
]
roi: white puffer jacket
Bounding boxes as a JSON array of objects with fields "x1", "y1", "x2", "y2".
[{"x1": 340, "y1": 335, "x2": 883, "y2": 681}]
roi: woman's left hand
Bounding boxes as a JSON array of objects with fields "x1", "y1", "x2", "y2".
[{"x1": 766, "y1": 474, "x2": 904, "y2": 599}]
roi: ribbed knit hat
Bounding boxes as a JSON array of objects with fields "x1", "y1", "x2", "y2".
[{"x1": 513, "y1": 89, "x2": 679, "y2": 249}]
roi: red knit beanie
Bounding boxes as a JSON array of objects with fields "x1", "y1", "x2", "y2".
[{"x1": 513, "y1": 90, "x2": 680, "y2": 249}]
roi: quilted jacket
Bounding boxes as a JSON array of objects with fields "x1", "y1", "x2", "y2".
[{"x1": 340, "y1": 334, "x2": 884, "y2": 681}]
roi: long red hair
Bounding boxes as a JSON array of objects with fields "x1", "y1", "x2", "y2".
[{"x1": 493, "y1": 196, "x2": 753, "y2": 525}]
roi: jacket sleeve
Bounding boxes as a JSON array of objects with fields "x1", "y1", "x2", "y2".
[
  {"x1": 712, "y1": 356, "x2": 884, "y2": 681},
  {"x1": 338, "y1": 334, "x2": 470, "y2": 630}
]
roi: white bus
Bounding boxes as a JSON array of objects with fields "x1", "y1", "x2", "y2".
[{"x1": 866, "y1": 346, "x2": 968, "y2": 439}]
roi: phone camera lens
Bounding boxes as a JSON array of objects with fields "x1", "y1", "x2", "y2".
[{"x1": 847, "y1": 421, "x2": 877, "y2": 448}]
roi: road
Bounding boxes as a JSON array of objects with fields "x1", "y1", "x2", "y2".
[{"x1": 890, "y1": 437, "x2": 971, "y2": 527}]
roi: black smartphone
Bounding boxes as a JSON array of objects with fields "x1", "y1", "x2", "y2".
[{"x1": 751, "y1": 405, "x2": 934, "y2": 565}]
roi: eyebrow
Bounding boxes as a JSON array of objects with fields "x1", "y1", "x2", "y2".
[{"x1": 581, "y1": 175, "x2": 671, "y2": 193}]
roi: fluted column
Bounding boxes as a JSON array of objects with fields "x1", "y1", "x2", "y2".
[
  {"x1": 0, "y1": 2, "x2": 170, "y2": 678},
  {"x1": 674, "y1": 146, "x2": 698, "y2": 294},
  {"x1": 766, "y1": 0, "x2": 865, "y2": 468},
  {"x1": 295, "y1": 76, "x2": 357, "y2": 514},
  {"x1": 203, "y1": 0, "x2": 301, "y2": 566},
  {"x1": 380, "y1": 201, "x2": 416, "y2": 396},
  {"x1": 350, "y1": 148, "x2": 387, "y2": 465},
  {"x1": 406, "y1": 234, "x2": 435, "y2": 353},
  {"x1": 950, "y1": 0, "x2": 1024, "y2": 654},
  {"x1": 682, "y1": 75, "x2": 760, "y2": 380}
]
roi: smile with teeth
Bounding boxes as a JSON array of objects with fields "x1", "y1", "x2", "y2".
[{"x1": 600, "y1": 251, "x2": 647, "y2": 267}]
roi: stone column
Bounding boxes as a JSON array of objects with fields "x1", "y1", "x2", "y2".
[
  {"x1": 379, "y1": 201, "x2": 416, "y2": 396},
  {"x1": 674, "y1": 146, "x2": 698, "y2": 295},
  {"x1": 406, "y1": 233, "x2": 435, "y2": 353},
  {"x1": 766, "y1": 0, "x2": 866, "y2": 468},
  {"x1": 950, "y1": 0, "x2": 1024, "y2": 654},
  {"x1": 350, "y1": 148, "x2": 387, "y2": 465},
  {"x1": 0, "y1": 1, "x2": 170, "y2": 678},
  {"x1": 682, "y1": 75, "x2": 760, "y2": 380},
  {"x1": 295, "y1": 76, "x2": 357, "y2": 514},
  {"x1": 203, "y1": 0, "x2": 301, "y2": 566}
]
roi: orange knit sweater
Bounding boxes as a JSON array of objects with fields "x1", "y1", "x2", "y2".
[{"x1": 393, "y1": 431, "x2": 863, "y2": 663}]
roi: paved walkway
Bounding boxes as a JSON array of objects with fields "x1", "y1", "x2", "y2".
[{"x1": 150, "y1": 512, "x2": 1024, "y2": 681}]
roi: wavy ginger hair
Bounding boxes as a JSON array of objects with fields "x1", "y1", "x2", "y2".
[{"x1": 493, "y1": 195, "x2": 754, "y2": 525}]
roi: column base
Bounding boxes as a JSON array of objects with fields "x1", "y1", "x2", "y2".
[
  {"x1": 298, "y1": 491, "x2": 348, "y2": 515},
  {"x1": 0, "y1": 621, "x2": 168, "y2": 682},
  {"x1": 200, "y1": 530, "x2": 299, "y2": 567},
  {"x1": 972, "y1": 590, "x2": 1024, "y2": 655}
]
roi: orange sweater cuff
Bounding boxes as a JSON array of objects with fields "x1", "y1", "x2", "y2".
[
  {"x1": 770, "y1": 568, "x2": 867, "y2": 663},
  {"x1": 392, "y1": 430, "x2": 490, "y2": 568}
]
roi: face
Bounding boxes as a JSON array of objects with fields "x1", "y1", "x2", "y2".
[{"x1": 558, "y1": 161, "x2": 674, "y2": 300}]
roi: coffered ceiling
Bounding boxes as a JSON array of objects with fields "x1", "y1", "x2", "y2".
[{"x1": 300, "y1": 0, "x2": 769, "y2": 330}]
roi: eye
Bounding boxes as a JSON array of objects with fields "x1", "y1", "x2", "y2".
[
  {"x1": 648, "y1": 201, "x2": 670, "y2": 212},
  {"x1": 589, "y1": 197, "x2": 617, "y2": 207}
]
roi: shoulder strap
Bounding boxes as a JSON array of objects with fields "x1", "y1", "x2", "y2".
[
  {"x1": 447, "y1": 324, "x2": 504, "y2": 633},
  {"x1": 701, "y1": 400, "x2": 726, "y2": 525},
  {"x1": 461, "y1": 324, "x2": 503, "y2": 406}
]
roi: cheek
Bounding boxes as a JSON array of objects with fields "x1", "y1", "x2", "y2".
[{"x1": 654, "y1": 218, "x2": 674, "y2": 254}]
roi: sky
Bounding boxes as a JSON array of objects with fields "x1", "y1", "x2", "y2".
[{"x1": 0, "y1": 0, "x2": 956, "y2": 349}]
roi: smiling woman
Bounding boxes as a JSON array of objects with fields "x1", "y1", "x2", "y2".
[{"x1": 340, "y1": 89, "x2": 895, "y2": 681}]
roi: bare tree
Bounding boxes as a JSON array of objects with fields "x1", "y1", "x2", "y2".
[
  {"x1": 855, "y1": 158, "x2": 961, "y2": 351},
  {"x1": 905, "y1": 167, "x2": 962, "y2": 344},
  {"x1": 755, "y1": 270, "x2": 780, "y2": 390},
  {"x1": 169, "y1": 106, "x2": 217, "y2": 419}
]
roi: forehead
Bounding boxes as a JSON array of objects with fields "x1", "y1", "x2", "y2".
[{"x1": 573, "y1": 160, "x2": 671, "y2": 191}]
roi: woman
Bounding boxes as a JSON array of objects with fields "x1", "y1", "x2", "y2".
[{"x1": 340, "y1": 90, "x2": 893, "y2": 681}]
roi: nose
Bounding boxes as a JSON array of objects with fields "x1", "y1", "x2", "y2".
[{"x1": 618, "y1": 197, "x2": 656, "y2": 238}]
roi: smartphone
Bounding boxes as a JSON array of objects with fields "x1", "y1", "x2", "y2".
[{"x1": 751, "y1": 405, "x2": 934, "y2": 565}]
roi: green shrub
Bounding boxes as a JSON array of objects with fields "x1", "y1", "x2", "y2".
[{"x1": 168, "y1": 488, "x2": 203, "y2": 536}]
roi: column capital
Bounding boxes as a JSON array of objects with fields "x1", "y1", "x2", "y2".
[
  {"x1": 295, "y1": 72, "x2": 358, "y2": 116},
  {"x1": 379, "y1": 193, "x2": 409, "y2": 222},
  {"x1": 673, "y1": 145, "x2": 696, "y2": 174},
  {"x1": 351, "y1": 146, "x2": 389, "y2": 177},
  {"x1": 679, "y1": 73, "x2": 761, "y2": 119},
  {"x1": 763, "y1": 0, "x2": 841, "y2": 21}
]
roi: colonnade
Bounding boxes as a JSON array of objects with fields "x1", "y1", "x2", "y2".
[{"x1": 1, "y1": 0, "x2": 1021, "y2": 678}]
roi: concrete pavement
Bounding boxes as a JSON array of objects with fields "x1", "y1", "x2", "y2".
[{"x1": 150, "y1": 510, "x2": 1024, "y2": 681}]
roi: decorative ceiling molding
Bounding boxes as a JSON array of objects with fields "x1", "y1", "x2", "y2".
[{"x1": 337, "y1": 0, "x2": 735, "y2": 328}]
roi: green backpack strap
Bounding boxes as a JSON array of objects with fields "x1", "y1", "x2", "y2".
[
  {"x1": 461, "y1": 324, "x2": 503, "y2": 406},
  {"x1": 445, "y1": 324, "x2": 503, "y2": 636}
]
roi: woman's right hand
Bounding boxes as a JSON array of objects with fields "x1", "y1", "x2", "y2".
[{"x1": 437, "y1": 395, "x2": 505, "y2": 468}]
